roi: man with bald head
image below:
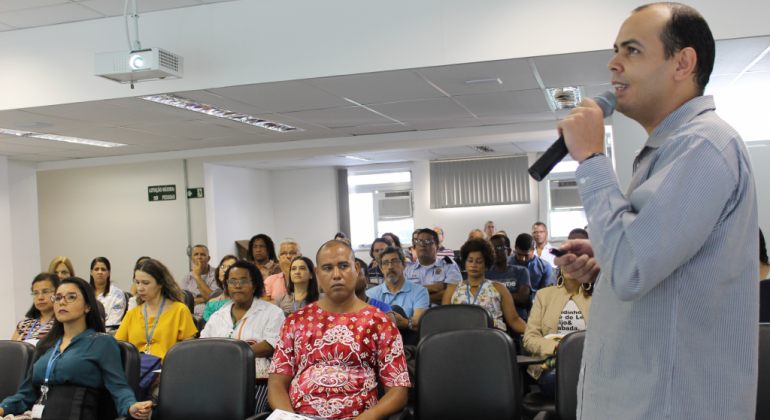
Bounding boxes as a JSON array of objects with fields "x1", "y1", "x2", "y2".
[{"x1": 268, "y1": 240, "x2": 409, "y2": 420}]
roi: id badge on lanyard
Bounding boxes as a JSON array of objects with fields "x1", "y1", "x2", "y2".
[{"x1": 33, "y1": 338, "x2": 63, "y2": 418}]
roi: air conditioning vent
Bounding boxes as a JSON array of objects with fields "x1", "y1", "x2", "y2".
[
  {"x1": 159, "y1": 49, "x2": 179, "y2": 72},
  {"x1": 378, "y1": 191, "x2": 413, "y2": 218},
  {"x1": 384, "y1": 191, "x2": 410, "y2": 198},
  {"x1": 558, "y1": 180, "x2": 577, "y2": 188}
]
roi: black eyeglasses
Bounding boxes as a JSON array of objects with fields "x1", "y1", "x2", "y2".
[
  {"x1": 414, "y1": 239, "x2": 435, "y2": 245},
  {"x1": 380, "y1": 259, "x2": 403, "y2": 267},
  {"x1": 51, "y1": 293, "x2": 78, "y2": 304},
  {"x1": 228, "y1": 279, "x2": 249, "y2": 286},
  {"x1": 493, "y1": 245, "x2": 508, "y2": 251}
]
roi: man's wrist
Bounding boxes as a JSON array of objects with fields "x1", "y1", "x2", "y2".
[{"x1": 579, "y1": 152, "x2": 604, "y2": 164}]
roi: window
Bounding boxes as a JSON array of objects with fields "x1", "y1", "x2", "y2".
[{"x1": 348, "y1": 171, "x2": 414, "y2": 249}]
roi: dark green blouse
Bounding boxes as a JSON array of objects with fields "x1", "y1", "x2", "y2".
[{"x1": 0, "y1": 328, "x2": 137, "y2": 417}]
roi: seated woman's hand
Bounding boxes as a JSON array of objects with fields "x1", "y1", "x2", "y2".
[{"x1": 129, "y1": 401, "x2": 152, "y2": 419}]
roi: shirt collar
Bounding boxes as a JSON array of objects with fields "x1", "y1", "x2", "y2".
[
  {"x1": 417, "y1": 259, "x2": 439, "y2": 269},
  {"x1": 644, "y1": 96, "x2": 716, "y2": 149},
  {"x1": 382, "y1": 279, "x2": 412, "y2": 296}
]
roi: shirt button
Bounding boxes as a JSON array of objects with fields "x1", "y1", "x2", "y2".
[{"x1": 579, "y1": 178, "x2": 587, "y2": 184}]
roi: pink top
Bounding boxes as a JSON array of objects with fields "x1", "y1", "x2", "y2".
[{"x1": 264, "y1": 272, "x2": 288, "y2": 300}]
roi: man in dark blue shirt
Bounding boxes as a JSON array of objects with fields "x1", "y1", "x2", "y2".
[
  {"x1": 509, "y1": 233, "x2": 553, "y2": 296},
  {"x1": 486, "y1": 234, "x2": 530, "y2": 319}
]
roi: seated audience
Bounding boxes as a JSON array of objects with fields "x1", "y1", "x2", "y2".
[
  {"x1": 382, "y1": 232, "x2": 411, "y2": 262},
  {"x1": 48, "y1": 256, "x2": 75, "y2": 280},
  {"x1": 89, "y1": 257, "x2": 126, "y2": 331},
  {"x1": 367, "y1": 246, "x2": 429, "y2": 346},
  {"x1": 116, "y1": 259, "x2": 198, "y2": 363},
  {"x1": 268, "y1": 240, "x2": 410, "y2": 419},
  {"x1": 568, "y1": 228, "x2": 589, "y2": 240},
  {"x1": 486, "y1": 234, "x2": 531, "y2": 320},
  {"x1": 11, "y1": 273, "x2": 60, "y2": 343},
  {"x1": 355, "y1": 260, "x2": 396, "y2": 323},
  {"x1": 468, "y1": 229, "x2": 485, "y2": 240},
  {"x1": 274, "y1": 256, "x2": 321, "y2": 317},
  {"x1": 203, "y1": 254, "x2": 238, "y2": 321},
  {"x1": 497, "y1": 230, "x2": 508, "y2": 237},
  {"x1": 263, "y1": 238, "x2": 302, "y2": 303},
  {"x1": 532, "y1": 222, "x2": 557, "y2": 268},
  {"x1": 367, "y1": 237, "x2": 393, "y2": 283},
  {"x1": 444, "y1": 238, "x2": 526, "y2": 333},
  {"x1": 201, "y1": 260, "x2": 284, "y2": 414},
  {"x1": 0, "y1": 277, "x2": 152, "y2": 419},
  {"x1": 484, "y1": 220, "x2": 496, "y2": 240},
  {"x1": 509, "y1": 233, "x2": 553, "y2": 296},
  {"x1": 181, "y1": 245, "x2": 219, "y2": 316},
  {"x1": 128, "y1": 256, "x2": 152, "y2": 310},
  {"x1": 434, "y1": 227, "x2": 454, "y2": 258},
  {"x1": 407, "y1": 229, "x2": 421, "y2": 263},
  {"x1": 249, "y1": 234, "x2": 282, "y2": 280},
  {"x1": 406, "y1": 228, "x2": 462, "y2": 305},
  {"x1": 523, "y1": 267, "x2": 592, "y2": 397}
]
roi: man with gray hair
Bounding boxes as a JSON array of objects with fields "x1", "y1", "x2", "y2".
[
  {"x1": 366, "y1": 245, "x2": 430, "y2": 345},
  {"x1": 263, "y1": 238, "x2": 301, "y2": 303}
]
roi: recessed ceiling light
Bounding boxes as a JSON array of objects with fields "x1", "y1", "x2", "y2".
[
  {"x1": 0, "y1": 128, "x2": 126, "y2": 147},
  {"x1": 468, "y1": 145, "x2": 495, "y2": 153},
  {"x1": 546, "y1": 87, "x2": 582, "y2": 109},
  {"x1": 139, "y1": 94, "x2": 302, "y2": 133},
  {"x1": 344, "y1": 155, "x2": 373, "y2": 162},
  {"x1": 465, "y1": 78, "x2": 502, "y2": 85}
]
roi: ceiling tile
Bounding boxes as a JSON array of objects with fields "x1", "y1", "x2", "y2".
[
  {"x1": 416, "y1": 58, "x2": 540, "y2": 96},
  {"x1": 337, "y1": 124, "x2": 414, "y2": 136},
  {"x1": 407, "y1": 117, "x2": 484, "y2": 131},
  {"x1": 36, "y1": 149, "x2": 112, "y2": 159},
  {"x1": 308, "y1": 70, "x2": 445, "y2": 105},
  {"x1": 728, "y1": 71, "x2": 770, "y2": 91},
  {"x1": 131, "y1": 120, "x2": 241, "y2": 140},
  {"x1": 430, "y1": 146, "x2": 483, "y2": 158},
  {"x1": 87, "y1": 145, "x2": 167, "y2": 156},
  {"x1": 514, "y1": 140, "x2": 553, "y2": 152},
  {"x1": 704, "y1": 74, "x2": 734, "y2": 95},
  {"x1": 0, "y1": 22, "x2": 15, "y2": 31},
  {"x1": 0, "y1": 135, "x2": 86, "y2": 150},
  {"x1": 78, "y1": 0, "x2": 200, "y2": 16},
  {"x1": 200, "y1": 136, "x2": 275, "y2": 147},
  {"x1": 0, "y1": 142, "x2": 62, "y2": 155},
  {"x1": 247, "y1": 113, "x2": 328, "y2": 131},
  {"x1": 56, "y1": 127, "x2": 186, "y2": 145},
  {"x1": 368, "y1": 98, "x2": 473, "y2": 122},
  {"x1": 151, "y1": 140, "x2": 217, "y2": 151},
  {"x1": 0, "y1": 110, "x2": 111, "y2": 134},
  {"x1": 713, "y1": 36, "x2": 770, "y2": 74},
  {"x1": 0, "y1": 0, "x2": 68, "y2": 13},
  {"x1": 381, "y1": 150, "x2": 442, "y2": 160},
  {"x1": 261, "y1": 129, "x2": 350, "y2": 142},
  {"x1": 173, "y1": 90, "x2": 272, "y2": 116},
  {"x1": 281, "y1": 106, "x2": 393, "y2": 128},
  {"x1": 9, "y1": 154, "x2": 71, "y2": 162},
  {"x1": 26, "y1": 101, "x2": 190, "y2": 127},
  {"x1": 0, "y1": 3, "x2": 102, "y2": 28},
  {"x1": 454, "y1": 89, "x2": 550, "y2": 116},
  {"x1": 532, "y1": 50, "x2": 615, "y2": 88},
  {"x1": 477, "y1": 111, "x2": 556, "y2": 125},
  {"x1": 208, "y1": 81, "x2": 351, "y2": 113}
]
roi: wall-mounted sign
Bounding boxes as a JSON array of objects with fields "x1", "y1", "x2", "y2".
[
  {"x1": 187, "y1": 188, "x2": 204, "y2": 199},
  {"x1": 148, "y1": 185, "x2": 176, "y2": 201}
]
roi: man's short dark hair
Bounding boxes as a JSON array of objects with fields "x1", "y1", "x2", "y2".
[
  {"x1": 634, "y1": 3, "x2": 714, "y2": 93},
  {"x1": 460, "y1": 238, "x2": 495, "y2": 269},
  {"x1": 568, "y1": 228, "x2": 590, "y2": 240},
  {"x1": 356, "y1": 258, "x2": 369, "y2": 278},
  {"x1": 417, "y1": 228, "x2": 439, "y2": 245},
  {"x1": 223, "y1": 260, "x2": 265, "y2": 298},
  {"x1": 378, "y1": 246, "x2": 406, "y2": 266},
  {"x1": 490, "y1": 234, "x2": 511, "y2": 250},
  {"x1": 533, "y1": 222, "x2": 546, "y2": 230},
  {"x1": 515, "y1": 233, "x2": 535, "y2": 251},
  {"x1": 369, "y1": 237, "x2": 393, "y2": 259}
]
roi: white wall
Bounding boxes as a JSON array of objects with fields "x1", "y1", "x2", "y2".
[
  {"x1": 204, "y1": 163, "x2": 274, "y2": 264},
  {"x1": 0, "y1": 157, "x2": 17, "y2": 333},
  {"x1": 271, "y1": 167, "x2": 339, "y2": 261},
  {"x1": 610, "y1": 112, "x2": 651, "y2": 193},
  {"x1": 748, "y1": 143, "x2": 770, "y2": 237},
  {"x1": 37, "y1": 160, "x2": 192, "y2": 291}
]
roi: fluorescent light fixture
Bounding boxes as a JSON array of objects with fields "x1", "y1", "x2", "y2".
[
  {"x1": 468, "y1": 145, "x2": 495, "y2": 153},
  {"x1": 0, "y1": 128, "x2": 126, "y2": 148},
  {"x1": 344, "y1": 155, "x2": 373, "y2": 162},
  {"x1": 546, "y1": 87, "x2": 582, "y2": 110},
  {"x1": 465, "y1": 78, "x2": 502, "y2": 85},
  {"x1": 348, "y1": 171, "x2": 411, "y2": 186},
  {"x1": 139, "y1": 94, "x2": 302, "y2": 133}
]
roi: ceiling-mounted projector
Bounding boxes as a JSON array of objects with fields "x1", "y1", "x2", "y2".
[{"x1": 94, "y1": 48, "x2": 183, "y2": 84}]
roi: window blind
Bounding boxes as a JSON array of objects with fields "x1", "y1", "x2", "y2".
[{"x1": 430, "y1": 156, "x2": 530, "y2": 209}]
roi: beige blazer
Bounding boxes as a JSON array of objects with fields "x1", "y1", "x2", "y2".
[{"x1": 523, "y1": 284, "x2": 592, "y2": 379}]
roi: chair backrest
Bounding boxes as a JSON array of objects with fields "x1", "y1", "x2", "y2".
[
  {"x1": 182, "y1": 290, "x2": 195, "y2": 314},
  {"x1": 157, "y1": 339, "x2": 255, "y2": 420},
  {"x1": 0, "y1": 341, "x2": 36, "y2": 402},
  {"x1": 555, "y1": 330, "x2": 586, "y2": 420},
  {"x1": 192, "y1": 314, "x2": 207, "y2": 338},
  {"x1": 757, "y1": 323, "x2": 770, "y2": 419},
  {"x1": 417, "y1": 329, "x2": 521, "y2": 420},
  {"x1": 209, "y1": 289, "x2": 224, "y2": 299},
  {"x1": 417, "y1": 304, "x2": 493, "y2": 342},
  {"x1": 117, "y1": 340, "x2": 140, "y2": 397},
  {"x1": 122, "y1": 292, "x2": 133, "y2": 320}
]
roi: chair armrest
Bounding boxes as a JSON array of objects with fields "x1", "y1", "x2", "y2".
[
  {"x1": 533, "y1": 411, "x2": 554, "y2": 420},
  {"x1": 388, "y1": 408, "x2": 412, "y2": 420},
  {"x1": 246, "y1": 413, "x2": 271, "y2": 420}
]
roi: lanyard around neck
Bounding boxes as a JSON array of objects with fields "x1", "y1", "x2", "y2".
[
  {"x1": 25, "y1": 318, "x2": 51, "y2": 341},
  {"x1": 144, "y1": 297, "x2": 166, "y2": 350},
  {"x1": 293, "y1": 293, "x2": 306, "y2": 312},
  {"x1": 44, "y1": 337, "x2": 64, "y2": 388},
  {"x1": 465, "y1": 279, "x2": 486, "y2": 305}
]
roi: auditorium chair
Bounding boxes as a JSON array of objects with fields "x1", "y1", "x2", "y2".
[
  {"x1": 122, "y1": 291, "x2": 133, "y2": 320},
  {"x1": 526, "y1": 330, "x2": 586, "y2": 420},
  {"x1": 0, "y1": 341, "x2": 35, "y2": 402},
  {"x1": 192, "y1": 314, "x2": 207, "y2": 338},
  {"x1": 416, "y1": 329, "x2": 522, "y2": 420},
  {"x1": 757, "y1": 323, "x2": 770, "y2": 419},
  {"x1": 417, "y1": 304, "x2": 493, "y2": 343},
  {"x1": 209, "y1": 289, "x2": 224, "y2": 299},
  {"x1": 182, "y1": 290, "x2": 195, "y2": 314},
  {"x1": 117, "y1": 340, "x2": 140, "y2": 397},
  {"x1": 152, "y1": 339, "x2": 257, "y2": 420}
]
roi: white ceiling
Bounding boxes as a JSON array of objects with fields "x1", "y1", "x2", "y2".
[{"x1": 0, "y1": 35, "x2": 768, "y2": 166}]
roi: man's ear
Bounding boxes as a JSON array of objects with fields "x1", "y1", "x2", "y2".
[{"x1": 674, "y1": 46, "x2": 698, "y2": 84}]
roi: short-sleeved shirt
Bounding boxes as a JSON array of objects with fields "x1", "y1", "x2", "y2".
[
  {"x1": 114, "y1": 301, "x2": 198, "y2": 362},
  {"x1": 508, "y1": 254, "x2": 553, "y2": 292},
  {"x1": 97, "y1": 284, "x2": 127, "y2": 330},
  {"x1": 535, "y1": 243, "x2": 557, "y2": 268},
  {"x1": 367, "y1": 298, "x2": 393, "y2": 314},
  {"x1": 269, "y1": 302, "x2": 411, "y2": 419},
  {"x1": 15, "y1": 317, "x2": 54, "y2": 342},
  {"x1": 181, "y1": 266, "x2": 219, "y2": 315},
  {"x1": 366, "y1": 280, "x2": 430, "y2": 319},
  {"x1": 450, "y1": 280, "x2": 506, "y2": 330},
  {"x1": 258, "y1": 260, "x2": 282, "y2": 282},
  {"x1": 264, "y1": 272, "x2": 288, "y2": 300},
  {"x1": 404, "y1": 257, "x2": 462, "y2": 286},
  {"x1": 485, "y1": 265, "x2": 531, "y2": 319}
]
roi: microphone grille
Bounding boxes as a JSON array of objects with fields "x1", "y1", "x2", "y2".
[{"x1": 595, "y1": 91, "x2": 618, "y2": 118}]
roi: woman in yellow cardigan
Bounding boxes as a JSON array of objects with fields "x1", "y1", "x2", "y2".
[{"x1": 523, "y1": 267, "x2": 593, "y2": 397}]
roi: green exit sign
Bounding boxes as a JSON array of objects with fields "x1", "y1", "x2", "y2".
[
  {"x1": 148, "y1": 185, "x2": 176, "y2": 201},
  {"x1": 187, "y1": 188, "x2": 204, "y2": 199}
]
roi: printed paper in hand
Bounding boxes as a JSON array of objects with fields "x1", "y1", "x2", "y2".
[{"x1": 266, "y1": 409, "x2": 314, "y2": 420}]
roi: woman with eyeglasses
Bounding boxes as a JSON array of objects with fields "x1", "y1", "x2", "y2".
[
  {"x1": 200, "y1": 260, "x2": 284, "y2": 414},
  {"x1": 203, "y1": 254, "x2": 238, "y2": 321},
  {"x1": 11, "y1": 273, "x2": 61, "y2": 343},
  {"x1": 274, "y1": 256, "x2": 321, "y2": 317},
  {"x1": 89, "y1": 257, "x2": 126, "y2": 332},
  {"x1": 0, "y1": 277, "x2": 152, "y2": 419},
  {"x1": 443, "y1": 238, "x2": 527, "y2": 334}
]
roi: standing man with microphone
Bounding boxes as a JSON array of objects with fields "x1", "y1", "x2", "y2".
[{"x1": 554, "y1": 3, "x2": 758, "y2": 419}]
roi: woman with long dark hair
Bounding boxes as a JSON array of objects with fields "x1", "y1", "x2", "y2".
[
  {"x1": 89, "y1": 257, "x2": 126, "y2": 331},
  {"x1": 11, "y1": 273, "x2": 60, "y2": 342},
  {"x1": 274, "y1": 256, "x2": 321, "y2": 317},
  {"x1": 248, "y1": 234, "x2": 281, "y2": 280},
  {"x1": 0, "y1": 277, "x2": 152, "y2": 419}
]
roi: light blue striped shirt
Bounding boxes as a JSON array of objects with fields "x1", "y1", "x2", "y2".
[{"x1": 575, "y1": 96, "x2": 758, "y2": 420}]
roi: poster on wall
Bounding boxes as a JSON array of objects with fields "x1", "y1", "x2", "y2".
[{"x1": 148, "y1": 185, "x2": 176, "y2": 201}]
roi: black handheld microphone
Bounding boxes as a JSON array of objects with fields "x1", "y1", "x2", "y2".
[{"x1": 528, "y1": 91, "x2": 618, "y2": 181}]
